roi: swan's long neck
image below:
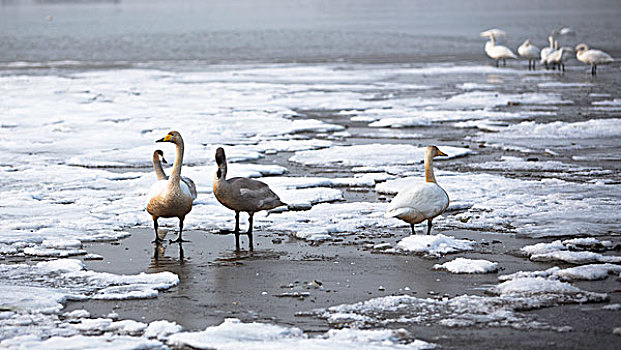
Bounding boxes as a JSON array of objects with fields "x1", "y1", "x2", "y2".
[
  {"x1": 548, "y1": 37, "x2": 553, "y2": 48},
  {"x1": 424, "y1": 153, "x2": 437, "y2": 183},
  {"x1": 152, "y1": 154, "x2": 167, "y2": 180},
  {"x1": 215, "y1": 154, "x2": 227, "y2": 181},
  {"x1": 170, "y1": 138, "x2": 184, "y2": 185},
  {"x1": 489, "y1": 35, "x2": 496, "y2": 47}
]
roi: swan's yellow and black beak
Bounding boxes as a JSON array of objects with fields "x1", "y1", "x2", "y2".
[
  {"x1": 437, "y1": 150, "x2": 448, "y2": 157},
  {"x1": 156, "y1": 134, "x2": 172, "y2": 143}
]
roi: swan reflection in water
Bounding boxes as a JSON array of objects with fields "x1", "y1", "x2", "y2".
[{"x1": 150, "y1": 241, "x2": 185, "y2": 269}]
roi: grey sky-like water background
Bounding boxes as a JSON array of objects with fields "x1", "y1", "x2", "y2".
[{"x1": 2, "y1": 0, "x2": 621, "y2": 65}]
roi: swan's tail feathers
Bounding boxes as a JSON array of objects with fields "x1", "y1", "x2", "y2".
[{"x1": 385, "y1": 207, "x2": 412, "y2": 219}]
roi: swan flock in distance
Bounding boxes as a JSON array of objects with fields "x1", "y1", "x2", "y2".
[{"x1": 481, "y1": 27, "x2": 615, "y2": 75}]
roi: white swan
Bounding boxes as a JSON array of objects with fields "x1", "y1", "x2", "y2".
[
  {"x1": 152, "y1": 149, "x2": 197, "y2": 200},
  {"x1": 146, "y1": 131, "x2": 193, "y2": 243},
  {"x1": 385, "y1": 146, "x2": 449, "y2": 235},
  {"x1": 213, "y1": 147, "x2": 286, "y2": 251},
  {"x1": 481, "y1": 32, "x2": 517, "y2": 67},
  {"x1": 575, "y1": 43, "x2": 614, "y2": 75},
  {"x1": 545, "y1": 46, "x2": 573, "y2": 72},
  {"x1": 518, "y1": 39, "x2": 541, "y2": 70},
  {"x1": 540, "y1": 36, "x2": 556, "y2": 69}
]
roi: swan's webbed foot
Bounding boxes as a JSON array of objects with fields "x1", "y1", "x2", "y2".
[{"x1": 152, "y1": 238, "x2": 164, "y2": 244}]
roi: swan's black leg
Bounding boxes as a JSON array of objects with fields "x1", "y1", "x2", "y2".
[
  {"x1": 234, "y1": 211, "x2": 241, "y2": 251},
  {"x1": 247, "y1": 213, "x2": 254, "y2": 251},
  {"x1": 170, "y1": 217, "x2": 189, "y2": 243},
  {"x1": 410, "y1": 223, "x2": 416, "y2": 235},
  {"x1": 152, "y1": 216, "x2": 163, "y2": 244},
  {"x1": 503, "y1": 59, "x2": 506, "y2": 66},
  {"x1": 427, "y1": 219, "x2": 433, "y2": 235},
  {"x1": 533, "y1": 60, "x2": 536, "y2": 70},
  {"x1": 495, "y1": 60, "x2": 499, "y2": 68}
]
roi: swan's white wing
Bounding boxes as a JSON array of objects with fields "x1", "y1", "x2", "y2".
[
  {"x1": 179, "y1": 179, "x2": 194, "y2": 200},
  {"x1": 519, "y1": 44, "x2": 540, "y2": 59},
  {"x1": 541, "y1": 47, "x2": 554, "y2": 61},
  {"x1": 181, "y1": 176, "x2": 197, "y2": 200},
  {"x1": 489, "y1": 45, "x2": 517, "y2": 59},
  {"x1": 146, "y1": 180, "x2": 168, "y2": 207},
  {"x1": 582, "y1": 49, "x2": 614, "y2": 64}
]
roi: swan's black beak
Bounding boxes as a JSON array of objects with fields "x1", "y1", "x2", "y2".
[
  {"x1": 156, "y1": 134, "x2": 172, "y2": 143},
  {"x1": 161, "y1": 156, "x2": 168, "y2": 164}
]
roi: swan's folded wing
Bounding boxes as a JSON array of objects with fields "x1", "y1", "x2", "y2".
[
  {"x1": 181, "y1": 176, "x2": 197, "y2": 200},
  {"x1": 230, "y1": 177, "x2": 283, "y2": 210},
  {"x1": 386, "y1": 183, "x2": 449, "y2": 218}
]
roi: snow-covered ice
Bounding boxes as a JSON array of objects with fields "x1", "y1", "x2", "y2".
[
  {"x1": 433, "y1": 257, "x2": 499, "y2": 274},
  {"x1": 167, "y1": 318, "x2": 435, "y2": 350},
  {"x1": 396, "y1": 234, "x2": 476, "y2": 257},
  {"x1": 499, "y1": 264, "x2": 621, "y2": 282},
  {"x1": 520, "y1": 239, "x2": 621, "y2": 264},
  {"x1": 304, "y1": 274, "x2": 607, "y2": 331},
  {"x1": 290, "y1": 144, "x2": 472, "y2": 167}
]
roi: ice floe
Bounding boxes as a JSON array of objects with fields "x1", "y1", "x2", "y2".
[
  {"x1": 0, "y1": 258, "x2": 179, "y2": 347},
  {"x1": 168, "y1": 318, "x2": 435, "y2": 350},
  {"x1": 499, "y1": 264, "x2": 621, "y2": 282},
  {"x1": 396, "y1": 234, "x2": 476, "y2": 257},
  {"x1": 520, "y1": 239, "x2": 621, "y2": 264},
  {"x1": 0, "y1": 259, "x2": 179, "y2": 306},
  {"x1": 433, "y1": 257, "x2": 499, "y2": 274},
  {"x1": 478, "y1": 119, "x2": 621, "y2": 148},
  {"x1": 290, "y1": 144, "x2": 472, "y2": 167},
  {"x1": 303, "y1": 274, "x2": 607, "y2": 331}
]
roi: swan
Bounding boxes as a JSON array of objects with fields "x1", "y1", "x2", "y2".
[
  {"x1": 385, "y1": 146, "x2": 449, "y2": 235},
  {"x1": 152, "y1": 149, "x2": 197, "y2": 200},
  {"x1": 146, "y1": 131, "x2": 193, "y2": 244},
  {"x1": 575, "y1": 43, "x2": 614, "y2": 75},
  {"x1": 545, "y1": 46, "x2": 573, "y2": 72},
  {"x1": 540, "y1": 36, "x2": 556, "y2": 69},
  {"x1": 481, "y1": 32, "x2": 517, "y2": 67},
  {"x1": 518, "y1": 39, "x2": 541, "y2": 70},
  {"x1": 213, "y1": 147, "x2": 286, "y2": 251}
]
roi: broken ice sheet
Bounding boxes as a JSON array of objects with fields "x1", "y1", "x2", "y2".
[
  {"x1": 302, "y1": 277, "x2": 606, "y2": 331},
  {"x1": 520, "y1": 238, "x2": 621, "y2": 264},
  {"x1": 167, "y1": 318, "x2": 435, "y2": 350},
  {"x1": 433, "y1": 257, "x2": 499, "y2": 274}
]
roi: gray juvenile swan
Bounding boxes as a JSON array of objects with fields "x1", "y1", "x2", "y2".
[
  {"x1": 146, "y1": 131, "x2": 193, "y2": 243},
  {"x1": 212, "y1": 147, "x2": 286, "y2": 251},
  {"x1": 152, "y1": 149, "x2": 197, "y2": 200},
  {"x1": 385, "y1": 146, "x2": 449, "y2": 235}
]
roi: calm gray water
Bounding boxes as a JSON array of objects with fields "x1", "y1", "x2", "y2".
[{"x1": 1, "y1": 0, "x2": 621, "y2": 66}]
